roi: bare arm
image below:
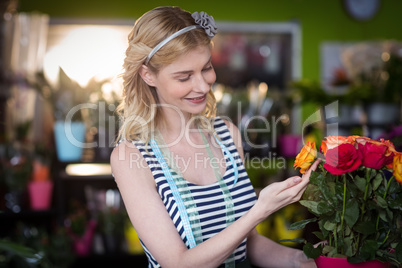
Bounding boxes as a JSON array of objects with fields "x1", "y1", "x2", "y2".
[
  {"x1": 224, "y1": 120, "x2": 317, "y2": 268},
  {"x1": 112, "y1": 134, "x2": 317, "y2": 268}
]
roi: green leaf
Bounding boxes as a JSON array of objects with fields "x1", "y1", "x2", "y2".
[
  {"x1": 322, "y1": 245, "x2": 334, "y2": 255},
  {"x1": 354, "y1": 175, "x2": 366, "y2": 192},
  {"x1": 396, "y1": 241, "x2": 402, "y2": 263},
  {"x1": 372, "y1": 173, "x2": 383, "y2": 191},
  {"x1": 0, "y1": 240, "x2": 42, "y2": 261},
  {"x1": 309, "y1": 171, "x2": 322, "y2": 185},
  {"x1": 388, "y1": 178, "x2": 402, "y2": 195},
  {"x1": 312, "y1": 231, "x2": 325, "y2": 241},
  {"x1": 379, "y1": 210, "x2": 387, "y2": 222},
  {"x1": 360, "y1": 240, "x2": 380, "y2": 260},
  {"x1": 354, "y1": 221, "x2": 376, "y2": 235},
  {"x1": 299, "y1": 200, "x2": 319, "y2": 215},
  {"x1": 303, "y1": 242, "x2": 322, "y2": 259},
  {"x1": 303, "y1": 184, "x2": 320, "y2": 201},
  {"x1": 317, "y1": 201, "x2": 333, "y2": 214},
  {"x1": 335, "y1": 182, "x2": 344, "y2": 201},
  {"x1": 376, "y1": 195, "x2": 388, "y2": 208},
  {"x1": 388, "y1": 199, "x2": 402, "y2": 210},
  {"x1": 324, "y1": 221, "x2": 336, "y2": 231},
  {"x1": 386, "y1": 208, "x2": 393, "y2": 220},
  {"x1": 289, "y1": 218, "x2": 317, "y2": 230},
  {"x1": 317, "y1": 178, "x2": 337, "y2": 206},
  {"x1": 343, "y1": 236, "x2": 354, "y2": 257},
  {"x1": 348, "y1": 255, "x2": 367, "y2": 263},
  {"x1": 344, "y1": 200, "x2": 359, "y2": 228},
  {"x1": 318, "y1": 219, "x2": 329, "y2": 237}
]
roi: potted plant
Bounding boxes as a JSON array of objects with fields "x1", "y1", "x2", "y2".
[
  {"x1": 64, "y1": 200, "x2": 97, "y2": 256},
  {"x1": 341, "y1": 42, "x2": 402, "y2": 137},
  {"x1": 287, "y1": 136, "x2": 402, "y2": 267},
  {"x1": 27, "y1": 143, "x2": 53, "y2": 211},
  {"x1": 0, "y1": 120, "x2": 34, "y2": 213},
  {"x1": 97, "y1": 206, "x2": 127, "y2": 254},
  {"x1": 33, "y1": 69, "x2": 118, "y2": 162},
  {"x1": 86, "y1": 79, "x2": 120, "y2": 162},
  {"x1": 33, "y1": 68, "x2": 90, "y2": 162}
]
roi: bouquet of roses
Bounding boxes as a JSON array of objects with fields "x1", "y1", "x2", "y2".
[{"x1": 289, "y1": 136, "x2": 402, "y2": 266}]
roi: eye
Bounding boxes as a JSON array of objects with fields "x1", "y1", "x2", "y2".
[
  {"x1": 203, "y1": 65, "x2": 213, "y2": 72},
  {"x1": 178, "y1": 75, "x2": 191, "y2": 82}
]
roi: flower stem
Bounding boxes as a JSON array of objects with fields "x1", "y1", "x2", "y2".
[
  {"x1": 361, "y1": 168, "x2": 371, "y2": 217},
  {"x1": 334, "y1": 224, "x2": 338, "y2": 254},
  {"x1": 357, "y1": 168, "x2": 371, "y2": 251},
  {"x1": 340, "y1": 174, "x2": 347, "y2": 254},
  {"x1": 382, "y1": 229, "x2": 391, "y2": 245},
  {"x1": 376, "y1": 175, "x2": 394, "y2": 231}
]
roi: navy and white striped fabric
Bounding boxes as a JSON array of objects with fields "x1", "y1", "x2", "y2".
[{"x1": 134, "y1": 117, "x2": 257, "y2": 267}]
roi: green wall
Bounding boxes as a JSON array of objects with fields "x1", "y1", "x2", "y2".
[{"x1": 18, "y1": 0, "x2": 402, "y2": 81}]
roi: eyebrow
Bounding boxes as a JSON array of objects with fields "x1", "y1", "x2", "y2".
[{"x1": 172, "y1": 56, "x2": 212, "y2": 75}]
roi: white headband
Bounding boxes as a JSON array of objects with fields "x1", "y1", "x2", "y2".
[
  {"x1": 144, "y1": 25, "x2": 202, "y2": 65},
  {"x1": 144, "y1": 11, "x2": 217, "y2": 65}
]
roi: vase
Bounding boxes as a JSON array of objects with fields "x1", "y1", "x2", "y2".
[
  {"x1": 54, "y1": 121, "x2": 86, "y2": 162},
  {"x1": 28, "y1": 180, "x2": 53, "y2": 210},
  {"x1": 315, "y1": 256, "x2": 389, "y2": 268},
  {"x1": 278, "y1": 134, "x2": 302, "y2": 158}
]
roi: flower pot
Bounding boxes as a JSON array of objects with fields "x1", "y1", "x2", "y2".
[
  {"x1": 278, "y1": 134, "x2": 302, "y2": 158},
  {"x1": 315, "y1": 256, "x2": 389, "y2": 268},
  {"x1": 28, "y1": 180, "x2": 53, "y2": 210},
  {"x1": 54, "y1": 121, "x2": 86, "y2": 162}
]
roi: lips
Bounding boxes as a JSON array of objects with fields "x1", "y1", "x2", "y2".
[{"x1": 185, "y1": 94, "x2": 207, "y2": 103}]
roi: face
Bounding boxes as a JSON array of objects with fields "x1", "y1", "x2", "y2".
[{"x1": 145, "y1": 45, "x2": 216, "y2": 118}]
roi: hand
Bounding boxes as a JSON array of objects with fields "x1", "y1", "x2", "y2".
[
  {"x1": 255, "y1": 159, "x2": 320, "y2": 218},
  {"x1": 299, "y1": 258, "x2": 317, "y2": 268},
  {"x1": 294, "y1": 248, "x2": 317, "y2": 268}
]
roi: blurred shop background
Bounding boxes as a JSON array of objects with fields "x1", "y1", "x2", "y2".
[{"x1": 1, "y1": 0, "x2": 401, "y2": 267}]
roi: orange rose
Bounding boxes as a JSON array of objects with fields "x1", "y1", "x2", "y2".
[
  {"x1": 393, "y1": 153, "x2": 402, "y2": 185},
  {"x1": 320, "y1": 136, "x2": 359, "y2": 155},
  {"x1": 294, "y1": 141, "x2": 317, "y2": 174}
]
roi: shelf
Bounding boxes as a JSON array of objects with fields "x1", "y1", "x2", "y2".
[
  {"x1": 71, "y1": 253, "x2": 148, "y2": 268},
  {"x1": 0, "y1": 209, "x2": 56, "y2": 220}
]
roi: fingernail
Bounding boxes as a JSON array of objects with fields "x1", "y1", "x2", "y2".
[{"x1": 293, "y1": 177, "x2": 302, "y2": 183}]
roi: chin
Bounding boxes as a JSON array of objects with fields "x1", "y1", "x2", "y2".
[{"x1": 184, "y1": 104, "x2": 207, "y2": 116}]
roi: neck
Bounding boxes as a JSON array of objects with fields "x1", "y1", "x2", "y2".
[{"x1": 158, "y1": 107, "x2": 197, "y2": 143}]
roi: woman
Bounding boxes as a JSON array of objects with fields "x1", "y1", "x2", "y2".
[{"x1": 111, "y1": 6, "x2": 317, "y2": 268}]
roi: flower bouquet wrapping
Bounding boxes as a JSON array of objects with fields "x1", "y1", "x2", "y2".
[{"x1": 289, "y1": 136, "x2": 402, "y2": 266}]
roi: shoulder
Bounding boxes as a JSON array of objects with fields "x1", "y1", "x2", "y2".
[
  {"x1": 110, "y1": 140, "x2": 154, "y2": 189},
  {"x1": 215, "y1": 117, "x2": 244, "y2": 158},
  {"x1": 213, "y1": 116, "x2": 239, "y2": 135}
]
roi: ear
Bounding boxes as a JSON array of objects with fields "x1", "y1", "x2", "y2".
[{"x1": 139, "y1": 65, "x2": 156, "y2": 87}]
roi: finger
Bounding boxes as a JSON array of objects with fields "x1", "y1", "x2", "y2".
[
  {"x1": 284, "y1": 176, "x2": 303, "y2": 188},
  {"x1": 302, "y1": 159, "x2": 320, "y2": 180}
]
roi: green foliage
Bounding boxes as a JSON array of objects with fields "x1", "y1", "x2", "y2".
[
  {"x1": 289, "y1": 79, "x2": 332, "y2": 105},
  {"x1": 289, "y1": 163, "x2": 402, "y2": 266},
  {"x1": 0, "y1": 226, "x2": 74, "y2": 268}
]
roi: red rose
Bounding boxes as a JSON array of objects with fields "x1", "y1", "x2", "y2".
[
  {"x1": 324, "y1": 143, "x2": 362, "y2": 175},
  {"x1": 358, "y1": 139, "x2": 394, "y2": 169}
]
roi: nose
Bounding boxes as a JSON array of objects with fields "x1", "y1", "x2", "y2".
[{"x1": 194, "y1": 71, "x2": 215, "y2": 94}]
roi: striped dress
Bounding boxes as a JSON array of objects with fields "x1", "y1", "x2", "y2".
[{"x1": 134, "y1": 117, "x2": 257, "y2": 267}]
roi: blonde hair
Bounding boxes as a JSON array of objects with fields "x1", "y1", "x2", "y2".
[{"x1": 116, "y1": 6, "x2": 217, "y2": 144}]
